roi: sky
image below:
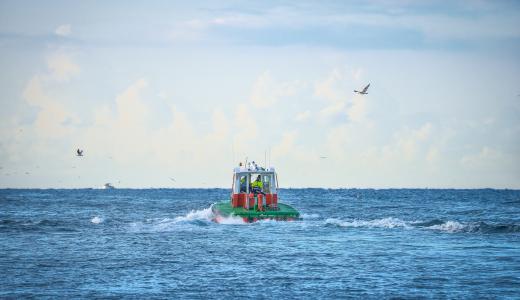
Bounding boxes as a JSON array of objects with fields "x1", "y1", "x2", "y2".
[{"x1": 0, "y1": 0, "x2": 519, "y2": 188}]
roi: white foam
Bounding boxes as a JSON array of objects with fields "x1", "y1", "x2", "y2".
[
  {"x1": 150, "y1": 218, "x2": 181, "y2": 231},
  {"x1": 127, "y1": 205, "x2": 251, "y2": 232},
  {"x1": 173, "y1": 207, "x2": 214, "y2": 223},
  {"x1": 218, "y1": 215, "x2": 247, "y2": 225},
  {"x1": 427, "y1": 221, "x2": 466, "y2": 233},
  {"x1": 323, "y1": 217, "x2": 481, "y2": 234},
  {"x1": 301, "y1": 213, "x2": 320, "y2": 219},
  {"x1": 91, "y1": 216, "x2": 103, "y2": 224},
  {"x1": 325, "y1": 217, "x2": 410, "y2": 229}
]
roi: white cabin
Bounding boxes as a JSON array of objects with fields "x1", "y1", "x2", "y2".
[{"x1": 231, "y1": 166, "x2": 278, "y2": 195}]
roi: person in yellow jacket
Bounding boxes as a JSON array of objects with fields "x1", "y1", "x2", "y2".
[{"x1": 251, "y1": 175, "x2": 264, "y2": 194}]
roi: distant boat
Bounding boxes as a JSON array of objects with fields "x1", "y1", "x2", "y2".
[{"x1": 102, "y1": 183, "x2": 115, "y2": 189}]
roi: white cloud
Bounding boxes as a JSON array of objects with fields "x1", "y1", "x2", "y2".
[
  {"x1": 347, "y1": 94, "x2": 367, "y2": 122},
  {"x1": 114, "y1": 78, "x2": 149, "y2": 128},
  {"x1": 233, "y1": 103, "x2": 258, "y2": 157},
  {"x1": 46, "y1": 53, "x2": 80, "y2": 82},
  {"x1": 169, "y1": 19, "x2": 210, "y2": 42},
  {"x1": 272, "y1": 130, "x2": 297, "y2": 159},
  {"x1": 460, "y1": 146, "x2": 501, "y2": 168},
  {"x1": 314, "y1": 68, "x2": 370, "y2": 123},
  {"x1": 23, "y1": 76, "x2": 78, "y2": 138},
  {"x1": 55, "y1": 24, "x2": 72, "y2": 37},
  {"x1": 319, "y1": 101, "x2": 345, "y2": 119},
  {"x1": 426, "y1": 147, "x2": 440, "y2": 164},
  {"x1": 209, "y1": 108, "x2": 229, "y2": 140},
  {"x1": 21, "y1": 52, "x2": 81, "y2": 139},
  {"x1": 294, "y1": 110, "x2": 311, "y2": 122},
  {"x1": 250, "y1": 71, "x2": 277, "y2": 108},
  {"x1": 314, "y1": 68, "x2": 344, "y2": 103},
  {"x1": 250, "y1": 71, "x2": 299, "y2": 109},
  {"x1": 82, "y1": 79, "x2": 153, "y2": 164},
  {"x1": 393, "y1": 122, "x2": 434, "y2": 160}
]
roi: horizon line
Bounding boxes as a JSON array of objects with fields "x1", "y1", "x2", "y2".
[{"x1": 0, "y1": 187, "x2": 519, "y2": 191}]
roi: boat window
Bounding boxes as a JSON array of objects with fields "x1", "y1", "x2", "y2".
[
  {"x1": 263, "y1": 175, "x2": 271, "y2": 193},
  {"x1": 238, "y1": 174, "x2": 248, "y2": 193}
]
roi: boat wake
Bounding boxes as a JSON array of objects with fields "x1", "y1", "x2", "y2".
[
  {"x1": 128, "y1": 206, "x2": 246, "y2": 232},
  {"x1": 324, "y1": 217, "x2": 520, "y2": 234},
  {"x1": 325, "y1": 217, "x2": 410, "y2": 229},
  {"x1": 173, "y1": 207, "x2": 215, "y2": 223}
]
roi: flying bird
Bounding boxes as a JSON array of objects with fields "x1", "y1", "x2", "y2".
[
  {"x1": 169, "y1": 177, "x2": 176, "y2": 182},
  {"x1": 354, "y1": 83, "x2": 370, "y2": 95},
  {"x1": 76, "y1": 149, "x2": 83, "y2": 157},
  {"x1": 320, "y1": 156, "x2": 327, "y2": 159}
]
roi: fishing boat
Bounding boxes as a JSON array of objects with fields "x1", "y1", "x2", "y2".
[
  {"x1": 212, "y1": 163, "x2": 300, "y2": 223},
  {"x1": 102, "y1": 183, "x2": 115, "y2": 189}
]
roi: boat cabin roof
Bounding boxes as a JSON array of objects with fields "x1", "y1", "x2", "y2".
[{"x1": 233, "y1": 167, "x2": 276, "y2": 175}]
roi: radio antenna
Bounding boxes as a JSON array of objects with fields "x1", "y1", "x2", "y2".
[{"x1": 264, "y1": 150, "x2": 267, "y2": 169}]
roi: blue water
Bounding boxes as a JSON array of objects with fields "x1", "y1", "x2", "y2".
[{"x1": 1, "y1": 189, "x2": 519, "y2": 298}]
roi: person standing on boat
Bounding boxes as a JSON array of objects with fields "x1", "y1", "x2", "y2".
[
  {"x1": 251, "y1": 175, "x2": 265, "y2": 195},
  {"x1": 239, "y1": 176, "x2": 247, "y2": 192}
]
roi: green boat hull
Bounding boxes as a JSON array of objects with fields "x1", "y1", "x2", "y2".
[{"x1": 212, "y1": 201, "x2": 300, "y2": 223}]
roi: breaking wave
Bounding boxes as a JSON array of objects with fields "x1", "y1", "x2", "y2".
[
  {"x1": 128, "y1": 206, "x2": 246, "y2": 232},
  {"x1": 91, "y1": 216, "x2": 103, "y2": 224},
  {"x1": 426, "y1": 220, "x2": 466, "y2": 233},
  {"x1": 175, "y1": 206, "x2": 246, "y2": 225},
  {"x1": 324, "y1": 217, "x2": 520, "y2": 234},
  {"x1": 173, "y1": 207, "x2": 214, "y2": 223}
]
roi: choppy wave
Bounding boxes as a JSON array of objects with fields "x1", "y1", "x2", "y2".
[
  {"x1": 0, "y1": 218, "x2": 76, "y2": 232},
  {"x1": 324, "y1": 217, "x2": 520, "y2": 234}
]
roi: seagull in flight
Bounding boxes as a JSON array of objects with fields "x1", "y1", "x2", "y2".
[
  {"x1": 76, "y1": 149, "x2": 83, "y2": 157},
  {"x1": 354, "y1": 83, "x2": 370, "y2": 95},
  {"x1": 169, "y1": 177, "x2": 176, "y2": 182}
]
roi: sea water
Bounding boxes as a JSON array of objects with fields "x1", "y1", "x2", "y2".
[{"x1": 1, "y1": 188, "x2": 519, "y2": 298}]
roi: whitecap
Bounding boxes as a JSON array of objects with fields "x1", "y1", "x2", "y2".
[
  {"x1": 325, "y1": 217, "x2": 411, "y2": 229},
  {"x1": 427, "y1": 220, "x2": 467, "y2": 233},
  {"x1": 301, "y1": 213, "x2": 320, "y2": 219},
  {"x1": 91, "y1": 216, "x2": 103, "y2": 224}
]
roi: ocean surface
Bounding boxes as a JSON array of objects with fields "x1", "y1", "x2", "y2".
[{"x1": 1, "y1": 188, "x2": 519, "y2": 299}]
